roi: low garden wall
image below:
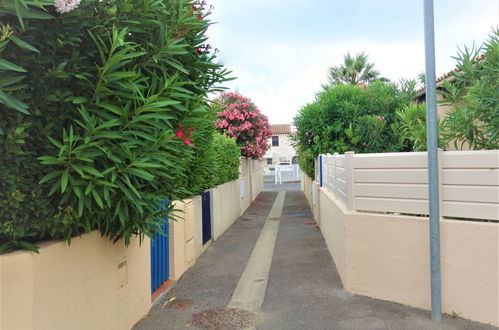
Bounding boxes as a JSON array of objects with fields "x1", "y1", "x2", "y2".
[
  {"x1": 303, "y1": 150, "x2": 499, "y2": 326},
  {"x1": 212, "y1": 179, "x2": 244, "y2": 240},
  {"x1": 0, "y1": 231, "x2": 151, "y2": 330},
  {"x1": 318, "y1": 188, "x2": 498, "y2": 326}
]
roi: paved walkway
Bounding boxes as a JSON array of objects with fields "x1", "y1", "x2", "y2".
[
  {"x1": 133, "y1": 191, "x2": 495, "y2": 330},
  {"x1": 263, "y1": 175, "x2": 300, "y2": 191}
]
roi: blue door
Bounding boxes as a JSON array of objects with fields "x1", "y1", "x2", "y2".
[
  {"x1": 201, "y1": 191, "x2": 212, "y2": 244},
  {"x1": 150, "y1": 202, "x2": 169, "y2": 293}
]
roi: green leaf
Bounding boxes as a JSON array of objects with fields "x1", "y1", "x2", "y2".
[
  {"x1": 0, "y1": 89, "x2": 29, "y2": 114},
  {"x1": 18, "y1": 241, "x2": 40, "y2": 253},
  {"x1": 78, "y1": 198, "x2": 84, "y2": 216},
  {"x1": 72, "y1": 97, "x2": 88, "y2": 104},
  {"x1": 98, "y1": 103, "x2": 123, "y2": 116},
  {"x1": 127, "y1": 168, "x2": 154, "y2": 181},
  {"x1": 61, "y1": 170, "x2": 69, "y2": 193},
  {"x1": 95, "y1": 179, "x2": 118, "y2": 188},
  {"x1": 0, "y1": 58, "x2": 27, "y2": 72},
  {"x1": 39, "y1": 170, "x2": 62, "y2": 184},
  {"x1": 92, "y1": 189, "x2": 104, "y2": 208},
  {"x1": 9, "y1": 35, "x2": 40, "y2": 53},
  {"x1": 81, "y1": 166, "x2": 103, "y2": 177},
  {"x1": 38, "y1": 155, "x2": 60, "y2": 165}
]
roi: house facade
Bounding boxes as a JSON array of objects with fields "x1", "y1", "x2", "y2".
[{"x1": 263, "y1": 124, "x2": 297, "y2": 174}]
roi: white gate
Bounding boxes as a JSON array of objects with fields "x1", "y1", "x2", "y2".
[{"x1": 275, "y1": 164, "x2": 301, "y2": 184}]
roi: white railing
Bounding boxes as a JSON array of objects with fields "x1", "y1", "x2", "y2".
[
  {"x1": 317, "y1": 150, "x2": 499, "y2": 221},
  {"x1": 275, "y1": 164, "x2": 301, "y2": 184}
]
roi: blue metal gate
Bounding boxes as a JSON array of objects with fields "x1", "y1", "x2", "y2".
[
  {"x1": 150, "y1": 202, "x2": 169, "y2": 293},
  {"x1": 201, "y1": 191, "x2": 212, "y2": 244}
]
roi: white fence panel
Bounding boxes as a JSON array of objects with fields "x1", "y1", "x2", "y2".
[
  {"x1": 326, "y1": 154, "x2": 336, "y2": 193},
  {"x1": 318, "y1": 150, "x2": 498, "y2": 220},
  {"x1": 352, "y1": 152, "x2": 429, "y2": 214},
  {"x1": 441, "y1": 150, "x2": 498, "y2": 219},
  {"x1": 322, "y1": 153, "x2": 348, "y2": 207}
]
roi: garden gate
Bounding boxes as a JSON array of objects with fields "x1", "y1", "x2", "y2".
[
  {"x1": 201, "y1": 191, "x2": 212, "y2": 244},
  {"x1": 150, "y1": 202, "x2": 169, "y2": 293}
]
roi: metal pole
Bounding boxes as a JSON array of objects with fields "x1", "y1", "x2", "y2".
[{"x1": 423, "y1": 0, "x2": 442, "y2": 322}]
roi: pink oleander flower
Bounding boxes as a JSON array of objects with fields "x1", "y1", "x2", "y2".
[
  {"x1": 174, "y1": 124, "x2": 195, "y2": 146},
  {"x1": 54, "y1": 0, "x2": 81, "y2": 13},
  {"x1": 183, "y1": 138, "x2": 195, "y2": 146},
  {"x1": 214, "y1": 92, "x2": 271, "y2": 159}
]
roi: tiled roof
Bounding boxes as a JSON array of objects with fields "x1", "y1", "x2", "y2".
[
  {"x1": 415, "y1": 53, "x2": 485, "y2": 96},
  {"x1": 271, "y1": 124, "x2": 291, "y2": 135}
]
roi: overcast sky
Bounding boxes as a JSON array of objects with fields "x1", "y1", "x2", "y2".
[{"x1": 206, "y1": 0, "x2": 498, "y2": 124}]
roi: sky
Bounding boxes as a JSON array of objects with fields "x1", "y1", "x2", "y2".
[{"x1": 206, "y1": 0, "x2": 498, "y2": 124}]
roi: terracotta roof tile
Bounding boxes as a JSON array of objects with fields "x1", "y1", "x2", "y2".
[
  {"x1": 415, "y1": 53, "x2": 485, "y2": 96},
  {"x1": 271, "y1": 124, "x2": 291, "y2": 134}
]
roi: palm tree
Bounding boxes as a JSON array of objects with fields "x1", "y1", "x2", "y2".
[{"x1": 328, "y1": 52, "x2": 381, "y2": 85}]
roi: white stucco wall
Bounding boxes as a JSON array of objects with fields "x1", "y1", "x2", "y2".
[{"x1": 263, "y1": 134, "x2": 297, "y2": 175}]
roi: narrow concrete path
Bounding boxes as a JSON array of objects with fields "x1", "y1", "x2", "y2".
[{"x1": 133, "y1": 191, "x2": 495, "y2": 330}]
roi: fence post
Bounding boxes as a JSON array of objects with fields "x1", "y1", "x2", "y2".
[
  {"x1": 324, "y1": 154, "x2": 329, "y2": 187},
  {"x1": 334, "y1": 152, "x2": 339, "y2": 200},
  {"x1": 319, "y1": 155, "x2": 323, "y2": 187},
  {"x1": 345, "y1": 151, "x2": 355, "y2": 212},
  {"x1": 438, "y1": 148, "x2": 443, "y2": 216}
]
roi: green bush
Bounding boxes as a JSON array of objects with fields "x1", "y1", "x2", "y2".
[
  {"x1": 293, "y1": 81, "x2": 415, "y2": 172},
  {"x1": 396, "y1": 102, "x2": 445, "y2": 151},
  {"x1": 211, "y1": 133, "x2": 240, "y2": 187},
  {"x1": 297, "y1": 148, "x2": 316, "y2": 179},
  {"x1": 0, "y1": 0, "x2": 231, "y2": 253}
]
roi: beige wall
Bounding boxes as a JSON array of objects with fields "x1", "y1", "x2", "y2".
[
  {"x1": 318, "y1": 188, "x2": 346, "y2": 282},
  {"x1": 318, "y1": 186, "x2": 499, "y2": 327},
  {"x1": 0, "y1": 231, "x2": 151, "y2": 330},
  {"x1": 301, "y1": 173, "x2": 321, "y2": 226},
  {"x1": 263, "y1": 133, "x2": 296, "y2": 166},
  {"x1": 212, "y1": 180, "x2": 242, "y2": 240},
  {"x1": 169, "y1": 199, "x2": 196, "y2": 280},
  {"x1": 239, "y1": 157, "x2": 261, "y2": 213},
  {"x1": 302, "y1": 172, "x2": 313, "y2": 207},
  {"x1": 250, "y1": 161, "x2": 263, "y2": 201}
]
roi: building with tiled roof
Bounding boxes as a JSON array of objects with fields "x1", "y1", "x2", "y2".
[
  {"x1": 263, "y1": 124, "x2": 297, "y2": 173},
  {"x1": 415, "y1": 53, "x2": 485, "y2": 97},
  {"x1": 414, "y1": 54, "x2": 486, "y2": 151},
  {"x1": 270, "y1": 124, "x2": 292, "y2": 135}
]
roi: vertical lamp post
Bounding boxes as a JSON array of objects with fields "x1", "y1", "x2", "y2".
[{"x1": 423, "y1": 0, "x2": 442, "y2": 322}]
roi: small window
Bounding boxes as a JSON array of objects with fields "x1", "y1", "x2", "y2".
[
  {"x1": 272, "y1": 136, "x2": 279, "y2": 147},
  {"x1": 267, "y1": 158, "x2": 273, "y2": 165}
]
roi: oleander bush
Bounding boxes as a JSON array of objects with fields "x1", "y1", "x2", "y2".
[
  {"x1": 0, "y1": 0, "x2": 232, "y2": 253},
  {"x1": 439, "y1": 30, "x2": 499, "y2": 150},
  {"x1": 214, "y1": 92, "x2": 272, "y2": 159},
  {"x1": 396, "y1": 102, "x2": 445, "y2": 151},
  {"x1": 293, "y1": 81, "x2": 416, "y2": 175}
]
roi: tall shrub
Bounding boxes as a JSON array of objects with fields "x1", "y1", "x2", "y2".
[
  {"x1": 396, "y1": 102, "x2": 445, "y2": 151},
  {"x1": 293, "y1": 81, "x2": 415, "y2": 175},
  {"x1": 0, "y1": 0, "x2": 231, "y2": 252},
  {"x1": 214, "y1": 92, "x2": 272, "y2": 159},
  {"x1": 211, "y1": 133, "x2": 240, "y2": 187},
  {"x1": 439, "y1": 30, "x2": 499, "y2": 150}
]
